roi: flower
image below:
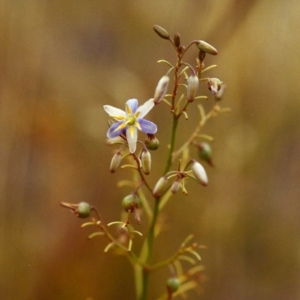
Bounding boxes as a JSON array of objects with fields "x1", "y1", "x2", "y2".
[{"x1": 104, "y1": 98, "x2": 157, "y2": 153}]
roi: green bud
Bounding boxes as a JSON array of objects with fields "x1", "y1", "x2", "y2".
[
  {"x1": 196, "y1": 40, "x2": 218, "y2": 55},
  {"x1": 198, "y1": 142, "x2": 212, "y2": 162},
  {"x1": 122, "y1": 194, "x2": 141, "y2": 212},
  {"x1": 145, "y1": 135, "x2": 160, "y2": 150},
  {"x1": 153, "y1": 176, "x2": 168, "y2": 197},
  {"x1": 166, "y1": 277, "x2": 180, "y2": 293},
  {"x1": 76, "y1": 202, "x2": 91, "y2": 218},
  {"x1": 153, "y1": 25, "x2": 170, "y2": 40},
  {"x1": 141, "y1": 149, "x2": 151, "y2": 175}
]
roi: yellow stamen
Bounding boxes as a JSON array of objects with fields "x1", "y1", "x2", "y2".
[
  {"x1": 135, "y1": 121, "x2": 141, "y2": 130},
  {"x1": 113, "y1": 115, "x2": 125, "y2": 121},
  {"x1": 114, "y1": 122, "x2": 127, "y2": 132},
  {"x1": 125, "y1": 104, "x2": 132, "y2": 115},
  {"x1": 129, "y1": 126, "x2": 135, "y2": 138}
]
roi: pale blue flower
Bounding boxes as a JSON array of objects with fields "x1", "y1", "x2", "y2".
[{"x1": 104, "y1": 98, "x2": 157, "y2": 153}]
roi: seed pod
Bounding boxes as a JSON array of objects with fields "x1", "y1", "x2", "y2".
[
  {"x1": 122, "y1": 194, "x2": 141, "y2": 212},
  {"x1": 141, "y1": 149, "x2": 151, "y2": 175},
  {"x1": 198, "y1": 142, "x2": 212, "y2": 161},
  {"x1": 76, "y1": 202, "x2": 91, "y2": 218},
  {"x1": 191, "y1": 161, "x2": 208, "y2": 186},
  {"x1": 196, "y1": 40, "x2": 218, "y2": 55},
  {"x1": 166, "y1": 277, "x2": 180, "y2": 293},
  {"x1": 145, "y1": 135, "x2": 160, "y2": 150},
  {"x1": 154, "y1": 75, "x2": 169, "y2": 104},
  {"x1": 153, "y1": 25, "x2": 170, "y2": 40},
  {"x1": 187, "y1": 74, "x2": 199, "y2": 102}
]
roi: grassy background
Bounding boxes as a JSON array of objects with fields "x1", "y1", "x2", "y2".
[{"x1": 1, "y1": 1, "x2": 300, "y2": 299}]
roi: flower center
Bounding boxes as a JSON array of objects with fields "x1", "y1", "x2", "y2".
[{"x1": 127, "y1": 115, "x2": 136, "y2": 126}]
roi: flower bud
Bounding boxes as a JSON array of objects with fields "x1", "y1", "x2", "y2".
[
  {"x1": 153, "y1": 176, "x2": 168, "y2": 197},
  {"x1": 153, "y1": 25, "x2": 170, "y2": 40},
  {"x1": 122, "y1": 194, "x2": 141, "y2": 212},
  {"x1": 141, "y1": 149, "x2": 151, "y2": 175},
  {"x1": 166, "y1": 277, "x2": 180, "y2": 293},
  {"x1": 199, "y1": 50, "x2": 206, "y2": 62},
  {"x1": 145, "y1": 134, "x2": 160, "y2": 150},
  {"x1": 207, "y1": 78, "x2": 222, "y2": 95},
  {"x1": 196, "y1": 40, "x2": 218, "y2": 55},
  {"x1": 191, "y1": 161, "x2": 208, "y2": 186},
  {"x1": 76, "y1": 202, "x2": 91, "y2": 218},
  {"x1": 110, "y1": 152, "x2": 122, "y2": 173},
  {"x1": 174, "y1": 33, "x2": 181, "y2": 48},
  {"x1": 187, "y1": 74, "x2": 199, "y2": 102},
  {"x1": 154, "y1": 75, "x2": 169, "y2": 105},
  {"x1": 170, "y1": 180, "x2": 181, "y2": 194}
]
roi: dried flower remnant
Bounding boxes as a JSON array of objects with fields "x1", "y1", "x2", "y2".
[{"x1": 207, "y1": 78, "x2": 223, "y2": 95}]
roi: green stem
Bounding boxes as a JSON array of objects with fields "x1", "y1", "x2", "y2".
[
  {"x1": 164, "y1": 116, "x2": 179, "y2": 175},
  {"x1": 139, "y1": 115, "x2": 179, "y2": 300}
]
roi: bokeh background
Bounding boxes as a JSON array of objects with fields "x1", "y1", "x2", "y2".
[{"x1": 1, "y1": 1, "x2": 300, "y2": 299}]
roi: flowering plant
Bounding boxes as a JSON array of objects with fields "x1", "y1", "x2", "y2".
[{"x1": 61, "y1": 25, "x2": 229, "y2": 300}]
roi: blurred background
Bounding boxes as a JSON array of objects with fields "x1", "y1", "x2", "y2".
[{"x1": 1, "y1": 0, "x2": 300, "y2": 299}]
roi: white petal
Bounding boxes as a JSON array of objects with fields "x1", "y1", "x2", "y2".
[
  {"x1": 103, "y1": 105, "x2": 126, "y2": 118},
  {"x1": 126, "y1": 126, "x2": 137, "y2": 153},
  {"x1": 136, "y1": 98, "x2": 154, "y2": 118}
]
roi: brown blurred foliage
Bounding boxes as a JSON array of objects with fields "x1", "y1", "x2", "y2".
[{"x1": 1, "y1": 1, "x2": 300, "y2": 299}]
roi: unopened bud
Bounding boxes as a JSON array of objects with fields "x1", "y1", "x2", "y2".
[
  {"x1": 145, "y1": 134, "x2": 160, "y2": 150},
  {"x1": 153, "y1": 25, "x2": 170, "y2": 40},
  {"x1": 122, "y1": 194, "x2": 141, "y2": 212},
  {"x1": 207, "y1": 78, "x2": 223, "y2": 95},
  {"x1": 187, "y1": 74, "x2": 199, "y2": 102},
  {"x1": 153, "y1": 176, "x2": 168, "y2": 197},
  {"x1": 170, "y1": 180, "x2": 181, "y2": 194},
  {"x1": 196, "y1": 40, "x2": 218, "y2": 55},
  {"x1": 110, "y1": 152, "x2": 122, "y2": 173},
  {"x1": 141, "y1": 149, "x2": 151, "y2": 175},
  {"x1": 174, "y1": 33, "x2": 181, "y2": 48},
  {"x1": 191, "y1": 161, "x2": 208, "y2": 186},
  {"x1": 199, "y1": 50, "x2": 206, "y2": 62},
  {"x1": 154, "y1": 75, "x2": 169, "y2": 104},
  {"x1": 166, "y1": 277, "x2": 180, "y2": 293}
]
